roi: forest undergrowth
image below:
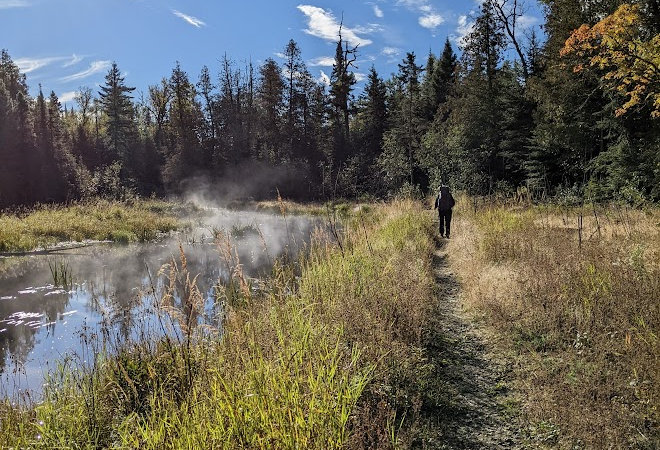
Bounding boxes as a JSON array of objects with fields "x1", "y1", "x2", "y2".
[
  {"x1": 447, "y1": 196, "x2": 659, "y2": 449},
  {"x1": 0, "y1": 200, "x2": 441, "y2": 449}
]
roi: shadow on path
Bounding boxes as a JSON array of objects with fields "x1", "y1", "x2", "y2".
[{"x1": 419, "y1": 239, "x2": 522, "y2": 449}]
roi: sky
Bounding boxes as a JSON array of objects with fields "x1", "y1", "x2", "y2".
[{"x1": 1, "y1": 0, "x2": 544, "y2": 106}]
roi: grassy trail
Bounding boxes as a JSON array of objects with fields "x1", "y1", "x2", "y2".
[
  {"x1": 445, "y1": 198, "x2": 659, "y2": 449},
  {"x1": 427, "y1": 239, "x2": 523, "y2": 449}
]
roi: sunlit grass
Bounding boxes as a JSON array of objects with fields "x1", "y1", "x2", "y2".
[
  {"x1": 0, "y1": 199, "x2": 186, "y2": 252},
  {"x1": 0, "y1": 200, "x2": 438, "y2": 449},
  {"x1": 448, "y1": 196, "x2": 659, "y2": 448}
]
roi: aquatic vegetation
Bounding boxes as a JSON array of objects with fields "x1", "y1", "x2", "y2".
[
  {"x1": 47, "y1": 259, "x2": 73, "y2": 290},
  {"x1": 0, "y1": 201, "x2": 438, "y2": 448},
  {"x1": 0, "y1": 199, "x2": 187, "y2": 253}
]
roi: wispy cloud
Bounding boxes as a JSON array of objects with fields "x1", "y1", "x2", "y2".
[
  {"x1": 59, "y1": 60, "x2": 111, "y2": 82},
  {"x1": 396, "y1": 0, "x2": 444, "y2": 30},
  {"x1": 354, "y1": 72, "x2": 367, "y2": 82},
  {"x1": 16, "y1": 54, "x2": 86, "y2": 74},
  {"x1": 274, "y1": 52, "x2": 286, "y2": 59},
  {"x1": 373, "y1": 5, "x2": 384, "y2": 18},
  {"x1": 15, "y1": 56, "x2": 63, "y2": 73},
  {"x1": 58, "y1": 91, "x2": 77, "y2": 103},
  {"x1": 172, "y1": 10, "x2": 206, "y2": 28},
  {"x1": 0, "y1": 0, "x2": 30, "y2": 9},
  {"x1": 381, "y1": 46, "x2": 401, "y2": 56},
  {"x1": 62, "y1": 54, "x2": 83, "y2": 68},
  {"x1": 297, "y1": 5, "x2": 372, "y2": 47},
  {"x1": 381, "y1": 46, "x2": 402, "y2": 63},
  {"x1": 309, "y1": 56, "x2": 335, "y2": 67}
]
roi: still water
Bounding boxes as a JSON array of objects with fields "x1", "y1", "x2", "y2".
[{"x1": 0, "y1": 209, "x2": 318, "y2": 398}]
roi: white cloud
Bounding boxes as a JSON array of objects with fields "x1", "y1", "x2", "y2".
[
  {"x1": 454, "y1": 14, "x2": 475, "y2": 46},
  {"x1": 0, "y1": 0, "x2": 29, "y2": 9},
  {"x1": 58, "y1": 91, "x2": 76, "y2": 103},
  {"x1": 172, "y1": 10, "x2": 206, "y2": 28},
  {"x1": 16, "y1": 54, "x2": 85, "y2": 74},
  {"x1": 296, "y1": 5, "x2": 372, "y2": 47},
  {"x1": 62, "y1": 54, "x2": 83, "y2": 68},
  {"x1": 59, "y1": 60, "x2": 111, "y2": 82},
  {"x1": 396, "y1": 0, "x2": 445, "y2": 30},
  {"x1": 274, "y1": 52, "x2": 286, "y2": 59},
  {"x1": 354, "y1": 72, "x2": 367, "y2": 82},
  {"x1": 309, "y1": 56, "x2": 335, "y2": 67},
  {"x1": 373, "y1": 5, "x2": 383, "y2": 18},
  {"x1": 15, "y1": 56, "x2": 64, "y2": 73},
  {"x1": 419, "y1": 13, "x2": 444, "y2": 29},
  {"x1": 318, "y1": 70, "x2": 331, "y2": 86},
  {"x1": 381, "y1": 46, "x2": 402, "y2": 63},
  {"x1": 381, "y1": 46, "x2": 401, "y2": 56}
]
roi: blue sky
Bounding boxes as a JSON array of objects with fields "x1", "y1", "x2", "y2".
[{"x1": 1, "y1": 0, "x2": 543, "y2": 106}]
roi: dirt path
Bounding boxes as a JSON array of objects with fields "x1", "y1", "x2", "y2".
[{"x1": 425, "y1": 241, "x2": 524, "y2": 449}]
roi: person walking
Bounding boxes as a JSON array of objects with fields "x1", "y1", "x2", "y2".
[{"x1": 434, "y1": 185, "x2": 455, "y2": 238}]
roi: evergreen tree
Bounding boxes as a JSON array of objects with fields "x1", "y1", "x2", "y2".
[
  {"x1": 379, "y1": 52, "x2": 426, "y2": 192},
  {"x1": 98, "y1": 62, "x2": 137, "y2": 174},
  {"x1": 256, "y1": 58, "x2": 285, "y2": 163},
  {"x1": 163, "y1": 62, "x2": 203, "y2": 184}
]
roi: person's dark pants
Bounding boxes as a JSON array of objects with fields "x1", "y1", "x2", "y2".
[{"x1": 438, "y1": 209, "x2": 452, "y2": 237}]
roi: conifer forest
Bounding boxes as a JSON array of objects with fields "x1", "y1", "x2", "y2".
[{"x1": 2, "y1": 0, "x2": 658, "y2": 208}]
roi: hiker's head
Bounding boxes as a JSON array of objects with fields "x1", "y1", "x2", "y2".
[{"x1": 439, "y1": 185, "x2": 450, "y2": 196}]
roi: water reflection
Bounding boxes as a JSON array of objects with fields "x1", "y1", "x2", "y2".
[{"x1": 0, "y1": 209, "x2": 317, "y2": 397}]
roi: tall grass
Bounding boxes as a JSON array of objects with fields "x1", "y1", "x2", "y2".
[
  {"x1": 449, "y1": 196, "x2": 659, "y2": 448},
  {"x1": 0, "y1": 200, "x2": 438, "y2": 449},
  {"x1": 0, "y1": 199, "x2": 185, "y2": 252}
]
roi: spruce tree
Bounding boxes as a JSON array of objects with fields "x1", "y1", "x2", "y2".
[{"x1": 98, "y1": 62, "x2": 137, "y2": 173}]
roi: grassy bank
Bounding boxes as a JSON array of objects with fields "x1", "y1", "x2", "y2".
[
  {"x1": 448, "y1": 198, "x2": 659, "y2": 448},
  {"x1": 0, "y1": 199, "x2": 186, "y2": 252},
  {"x1": 0, "y1": 200, "x2": 439, "y2": 448}
]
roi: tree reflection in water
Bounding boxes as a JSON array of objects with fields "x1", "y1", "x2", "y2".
[{"x1": 0, "y1": 209, "x2": 318, "y2": 397}]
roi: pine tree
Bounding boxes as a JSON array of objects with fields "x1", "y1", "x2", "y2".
[
  {"x1": 98, "y1": 62, "x2": 137, "y2": 173},
  {"x1": 380, "y1": 52, "x2": 427, "y2": 192},
  {"x1": 0, "y1": 50, "x2": 33, "y2": 206},
  {"x1": 257, "y1": 58, "x2": 285, "y2": 162},
  {"x1": 163, "y1": 62, "x2": 203, "y2": 184}
]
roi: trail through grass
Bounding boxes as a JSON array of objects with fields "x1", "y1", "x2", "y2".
[{"x1": 447, "y1": 197, "x2": 659, "y2": 449}]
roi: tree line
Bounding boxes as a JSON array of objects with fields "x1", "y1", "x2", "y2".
[{"x1": 1, "y1": 0, "x2": 658, "y2": 208}]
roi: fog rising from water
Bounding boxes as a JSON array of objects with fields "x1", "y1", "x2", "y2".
[{"x1": 0, "y1": 196, "x2": 319, "y2": 397}]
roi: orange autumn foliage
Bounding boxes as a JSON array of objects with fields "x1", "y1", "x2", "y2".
[{"x1": 561, "y1": 4, "x2": 660, "y2": 118}]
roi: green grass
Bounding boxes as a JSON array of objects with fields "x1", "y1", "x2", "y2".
[
  {"x1": 0, "y1": 199, "x2": 187, "y2": 252},
  {"x1": 0, "y1": 200, "x2": 438, "y2": 449}
]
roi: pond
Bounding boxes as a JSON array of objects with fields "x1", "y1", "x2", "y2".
[{"x1": 0, "y1": 208, "x2": 319, "y2": 398}]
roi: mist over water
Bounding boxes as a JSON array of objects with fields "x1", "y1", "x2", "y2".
[{"x1": 0, "y1": 205, "x2": 319, "y2": 398}]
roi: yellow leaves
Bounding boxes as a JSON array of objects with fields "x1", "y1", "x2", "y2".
[{"x1": 561, "y1": 3, "x2": 660, "y2": 118}]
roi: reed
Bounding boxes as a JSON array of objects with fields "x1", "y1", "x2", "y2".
[{"x1": 0, "y1": 200, "x2": 438, "y2": 449}]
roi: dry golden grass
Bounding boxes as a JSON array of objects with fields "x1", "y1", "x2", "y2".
[{"x1": 447, "y1": 196, "x2": 659, "y2": 449}]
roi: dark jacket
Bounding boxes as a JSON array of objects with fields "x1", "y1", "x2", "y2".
[{"x1": 434, "y1": 186, "x2": 455, "y2": 211}]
